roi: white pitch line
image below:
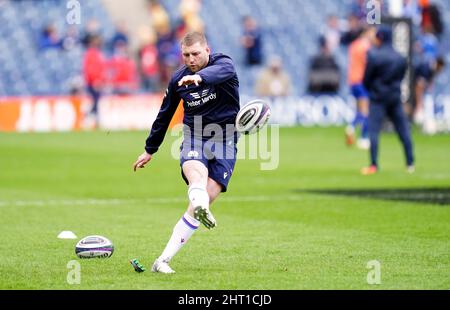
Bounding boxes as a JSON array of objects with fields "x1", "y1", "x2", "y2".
[{"x1": 0, "y1": 195, "x2": 303, "y2": 207}]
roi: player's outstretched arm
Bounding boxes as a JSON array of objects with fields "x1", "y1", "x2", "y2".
[{"x1": 133, "y1": 152, "x2": 152, "y2": 172}]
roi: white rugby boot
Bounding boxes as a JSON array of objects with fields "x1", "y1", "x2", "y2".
[
  {"x1": 152, "y1": 259, "x2": 175, "y2": 274},
  {"x1": 406, "y1": 165, "x2": 416, "y2": 174}
]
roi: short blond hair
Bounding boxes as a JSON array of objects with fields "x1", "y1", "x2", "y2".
[{"x1": 181, "y1": 31, "x2": 207, "y2": 47}]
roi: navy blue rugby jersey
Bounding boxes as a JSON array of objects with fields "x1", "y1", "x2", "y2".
[{"x1": 145, "y1": 53, "x2": 240, "y2": 155}]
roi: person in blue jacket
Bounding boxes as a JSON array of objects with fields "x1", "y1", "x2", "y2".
[
  {"x1": 361, "y1": 26, "x2": 415, "y2": 175},
  {"x1": 132, "y1": 32, "x2": 240, "y2": 273}
]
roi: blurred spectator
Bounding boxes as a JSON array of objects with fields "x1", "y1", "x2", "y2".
[
  {"x1": 418, "y1": 26, "x2": 440, "y2": 63},
  {"x1": 340, "y1": 15, "x2": 362, "y2": 46},
  {"x1": 110, "y1": 21, "x2": 129, "y2": 50},
  {"x1": 83, "y1": 34, "x2": 106, "y2": 125},
  {"x1": 322, "y1": 15, "x2": 343, "y2": 54},
  {"x1": 174, "y1": 17, "x2": 189, "y2": 41},
  {"x1": 38, "y1": 24, "x2": 62, "y2": 50},
  {"x1": 184, "y1": 14, "x2": 205, "y2": 34},
  {"x1": 240, "y1": 16, "x2": 263, "y2": 66},
  {"x1": 419, "y1": 0, "x2": 444, "y2": 38},
  {"x1": 109, "y1": 41, "x2": 139, "y2": 95},
  {"x1": 61, "y1": 25, "x2": 80, "y2": 51},
  {"x1": 137, "y1": 26, "x2": 160, "y2": 92},
  {"x1": 307, "y1": 37, "x2": 340, "y2": 94},
  {"x1": 413, "y1": 56, "x2": 446, "y2": 124},
  {"x1": 345, "y1": 26, "x2": 376, "y2": 150},
  {"x1": 254, "y1": 56, "x2": 293, "y2": 98},
  {"x1": 157, "y1": 26, "x2": 182, "y2": 86},
  {"x1": 179, "y1": 0, "x2": 204, "y2": 33},
  {"x1": 81, "y1": 19, "x2": 101, "y2": 48},
  {"x1": 148, "y1": 0, "x2": 171, "y2": 36}
]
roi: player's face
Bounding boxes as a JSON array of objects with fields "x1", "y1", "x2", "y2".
[{"x1": 182, "y1": 42, "x2": 210, "y2": 73}]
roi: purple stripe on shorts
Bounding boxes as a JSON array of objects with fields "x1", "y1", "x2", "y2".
[{"x1": 182, "y1": 216, "x2": 199, "y2": 230}]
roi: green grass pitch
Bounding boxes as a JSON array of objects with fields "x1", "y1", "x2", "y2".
[{"x1": 0, "y1": 127, "x2": 449, "y2": 289}]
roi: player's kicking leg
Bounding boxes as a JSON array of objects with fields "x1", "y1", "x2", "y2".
[{"x1": 150, "y1": 162, "x2": 222, "y2": 274}]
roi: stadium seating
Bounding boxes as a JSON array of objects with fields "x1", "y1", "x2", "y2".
[
  {"x1": 0, "y1": 0, "x2": 114, "y2": 96},
  {"x1": 0, "y1": 0, "x2": 448, "y2": 98}
]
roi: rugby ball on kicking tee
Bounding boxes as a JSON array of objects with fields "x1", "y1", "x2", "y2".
[
  {"x1": 235, "y1": 99, "x2": 271, "y2": 135},
  {"x1": 75, "y1": 235, "x2": 114, "y2": 259}
]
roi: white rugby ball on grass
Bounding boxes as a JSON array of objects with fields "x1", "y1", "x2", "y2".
[{"x1": 75, "y1": 235, "x2": 114, "y2": 259}]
